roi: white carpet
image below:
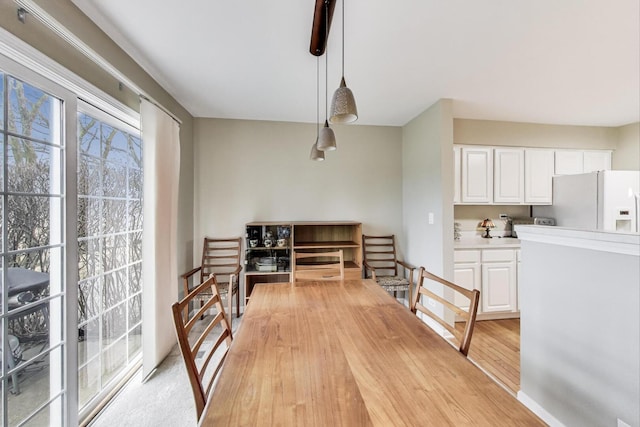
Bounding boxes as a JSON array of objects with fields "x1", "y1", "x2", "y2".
[
  {"x1": 90, "y1": 345, "x2": 196, "y2": 427},
  {"x1": 90, "y1": 316, "x2": 242, "y2": 427}
]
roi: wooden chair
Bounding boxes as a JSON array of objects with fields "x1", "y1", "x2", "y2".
[
  {"x1": 410, "y1": 267, "x2": 480, "y2": 356},
  {"x1": 181, "y1": 237, "x2": 242, "y2": 322},
  {"x1": 362, "y1": 235, "x2": 415, "y2": 304},
  {"x1": 292, "y1": 250, "x2": 344, "y2": 283},
  {"x1": 171, "y1": 274, "x2": 233, "y2": 421}
]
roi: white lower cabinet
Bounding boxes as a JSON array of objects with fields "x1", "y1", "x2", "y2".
[
  {"x1": 454, "y1": 247, "x2": 518, "y2": 318},
  {"x1": 481, "y1": 262, "x2": 517, "y2": 313},
  {"x1": 453, "y1": 250, "x2": 481, "y2": 311}
]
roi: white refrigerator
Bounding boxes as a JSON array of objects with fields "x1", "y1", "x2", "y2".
[{"x1": 533, "y1": 170, "x2": 640, "y2": 233}]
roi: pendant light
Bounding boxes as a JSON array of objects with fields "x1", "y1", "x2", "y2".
[
  {"x1": 317, "y1": 0, "x2": 337, "y2": 151},
  {"x1": 310, "y1": 56, "x2": 325, "y2": 161},
  {"x1": 329, "y1": 0, "x2": 357, "y2": 124}
]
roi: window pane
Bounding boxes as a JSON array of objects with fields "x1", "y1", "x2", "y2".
[
  {"x1": 103, "y1": 161, "x2": 127, "y2": 198},
  {"x1": 0, "y1": 72, "x2": 4, "y2": 130},
  {"x1": 7, "y1": 136, "x2": 61, "y2": 194},
  {"x1": 78, "y1": 237, "x2": 101, "y2": 281},
  {"x1": 1, "y1": 72, "x2": 65, "y2": 425},
  {"x1": 6, "y1": 346, "x2": 63, "y2": 426},
  {"x1": 101, "y1": 336, "x2": 127, "y2": 385},
  {"x1": 7, "y1": 196, "x2": 62, "y2": 250},
  {"x1": 77, "y1": 109, "x2": 143, "y2": 414},
  {"x1": 127, "y1": 324, "x2": 142, "y2": 360},
  {"x1": 7, "y1": 77, "x2": 55, "y2": 142},
  {"x1": 78, "y1": 357, "x2": 100, "y2": 407},
  {"x1": 78, "y1": 317, "x2": 100, "y2": 366}
]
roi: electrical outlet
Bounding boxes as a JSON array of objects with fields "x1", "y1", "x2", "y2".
[
  {"x1": 428, "y1": 298, "x2": 436, "y2": 307},
  {"x1": 428, "y1": 213, "x2": 434, "y2": 224},
  {"x1": 499, "y1": 213, "x2": 508, "y2": 220}
]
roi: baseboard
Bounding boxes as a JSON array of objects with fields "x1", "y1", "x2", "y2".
[
  {"x1": 476, "y1": 311, "x2": 520, "y2": 321},
  {"x1": 517, "y1": 390, "x2": 566, "y2": 427}
]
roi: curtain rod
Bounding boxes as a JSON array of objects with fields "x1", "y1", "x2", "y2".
[{"x1": 14, "y1": 0, "x2": 182, "y2": 125}]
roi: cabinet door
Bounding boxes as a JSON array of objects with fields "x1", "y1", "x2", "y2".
[
  {"x1": 481, "y1": 261, "x2": 517, "y2": 313},
  {"x1": 453, "y1": 262, "x2": 481, "y2": 312},
  {"x1": 555, "y1": 150, "x2": 584, "y2": 175},
  {"x1": 461, "y1": 147, "x2": 492, "y2": 203},
  {"x1": 583, "y1": 150, "x2": 611, "y2": 172},
  {"x1": 494, "y1": 148, "x2": 524, "y2": 204},
  {"x1": 453, "y1": 146, "x2": 461, "y2": 204},
  {"x1": 525, "y1": 149, "x2": 554, "y2": 204}
]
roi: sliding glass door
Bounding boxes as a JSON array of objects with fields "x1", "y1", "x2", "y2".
[
  {"x1": 0, "y1": 52, "x2": 142, "y2": 426},
  {"x1": 76, "y1": 104, "x2": 143, "y2": 412},
  {"x1": 0, "y1": 62, "x2": 75, "y2": 426}
]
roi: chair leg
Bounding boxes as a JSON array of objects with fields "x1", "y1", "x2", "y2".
[
  {"x1": 228, "y1": 292, "x2": 233, "y2": 327},
  {"x1": 236, "y1": 289, "x2": 240, "y2": 318}
]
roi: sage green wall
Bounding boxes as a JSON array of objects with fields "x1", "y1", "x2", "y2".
[
  {"x1": 193, "y1": 118, "x2": 404, "y2": 301},
  {"x1": 614, "y1": 122, "x2": 640, "y2": 170},
  {"x1": 0, "y1": 0, "x2": 196, "y2": 279},
  {"x1": 453, "y1": 118, "x2": 618, "y2": 150},
  {"x1": 402, "y1": 99, "x2": 454, "y2": 279}
]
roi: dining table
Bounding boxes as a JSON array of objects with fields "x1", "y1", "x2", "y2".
[{"x1": 201, "y1": 278, "x2": 545, "y2": 426}]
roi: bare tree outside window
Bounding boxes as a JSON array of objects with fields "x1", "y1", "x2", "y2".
[{"x1": 77, "y1": 110, "x2": 143, "y2": 408}]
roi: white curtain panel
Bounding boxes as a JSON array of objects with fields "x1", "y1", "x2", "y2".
[{"x1": 140, "y1": 98, "x2": 181, "y2": 378}]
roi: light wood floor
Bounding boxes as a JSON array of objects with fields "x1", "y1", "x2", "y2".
[{"x1": 455, "y1": 318, "x2": 521, "y2": 395}]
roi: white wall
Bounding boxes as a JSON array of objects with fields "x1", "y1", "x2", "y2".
[
  {"x1": 401, "y1": 99, "x2": 454, "y2": 278},
  {"x1": 193, "y1": 117, "x2": 404, "y2": 269},
  {"x1": 517, "y1": 228, "x2": 640, "y2": 427}
]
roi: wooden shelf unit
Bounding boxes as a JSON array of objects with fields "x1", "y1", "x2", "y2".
[{"x1": 244, "y1": 221, "x2": 362, "y2": 303}]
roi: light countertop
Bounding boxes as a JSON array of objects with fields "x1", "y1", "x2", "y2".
[
  {"x1": 515, "y1": 225, "x2": 639, "y2": 256},
  {"x1": 454, "y1": 237, "x2": 521, "y2": 249}
]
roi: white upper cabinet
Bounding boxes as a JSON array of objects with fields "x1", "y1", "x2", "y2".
[
  {"x1": 555, "y1": 150, "x2": 584, "y2": 175},
  {"x1": 461, "y1": 147, "x2": 493, "y2": 203},
  {"x1": 524, "y1": 149, "x2": 554, "y2": 204},
  {"x1": 454, "y1": 145, "x2": 611, "y2": 205},
  {"x1": 493, "y1": 148, "x2": 524, "y2": 204},
  {"x1": 583, "y1": 150, "x2": 612, "y2": 172},
  {"x1": 555, "y1": 149, "x2": 611, "y2": 175}
]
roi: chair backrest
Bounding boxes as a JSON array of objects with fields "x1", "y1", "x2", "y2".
[
  {"x1": 171, "y1": 274, "x2": 233, "y2": 420},
  {"x1": 362, "y1": 235, "x2": 399, "y2": 277},
  {"x1": 200, "y1": 237, "x2": 242, "y2": 285},
  {"x1": 292, "y1": 250, "x2": 344, "y2": 282},
  {"x1": 410, "y1": 267, "x2": 480, "y2": 356}
]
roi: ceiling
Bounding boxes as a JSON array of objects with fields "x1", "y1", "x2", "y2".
[{"x1": 71, "y1": 0, "x2": 639, "y2": 127}]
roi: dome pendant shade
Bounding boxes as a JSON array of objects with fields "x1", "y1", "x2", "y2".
[
  {"x1": 330, "y1": 77, "x2": 358, "y2": 124},
  {"x1": 310, "y1": 139, "x2": 325, "y2": 161},
  {"x1": 317, "y1": 120, "x2": 337, "y2": 151}
]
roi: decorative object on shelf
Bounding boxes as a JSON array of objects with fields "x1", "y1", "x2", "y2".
[
  {"x1": 277, "y1": 225, "x2": 291, "y2": 240},
  {"x1": 263, "y1": 230, "x2": 275, "y2": 248},
  {"x1": 249, "y1": 239, "x2": 258, "y2": 248},
  {"x1": 310, "y1": 55, "x2": 325, "y2": 161},
  {"x1": 255, "y1": 257, "x2": 277, "y2": 272},
  {"x1": 480, "y1": 218, "x2": 496, "y2": 238},
  {"x1": 277, "y1": 239, "x2": 287, "y2": 247},
  {"x1": 330, "y1": 0, "x2": 357, "y2": 124},
  {"x1": 454, "y1": 222, "x2": 462, "y2": 240},
  {"x1": 317, "y1": 0, "x2": 337, "y2": 152}
]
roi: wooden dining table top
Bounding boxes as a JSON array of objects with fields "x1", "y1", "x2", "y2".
[{"x1": 202, "y1": 279, "x2": 544, "y2": 426}]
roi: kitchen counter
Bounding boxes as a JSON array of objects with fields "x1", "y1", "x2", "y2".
[{"x1": 454, "y1": 237, "x2": 521, "y2": 249}]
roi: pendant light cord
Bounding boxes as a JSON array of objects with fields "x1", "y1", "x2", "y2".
[
  {"x1": 341, "y1": 0, "x2": 345, "y2": 77},
  {"x1": 325, "y1": 0, "x2": 329, "y2": 120},
  {"x1": 316, "y1": 55, "x2": 320, "y2": 136}
]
